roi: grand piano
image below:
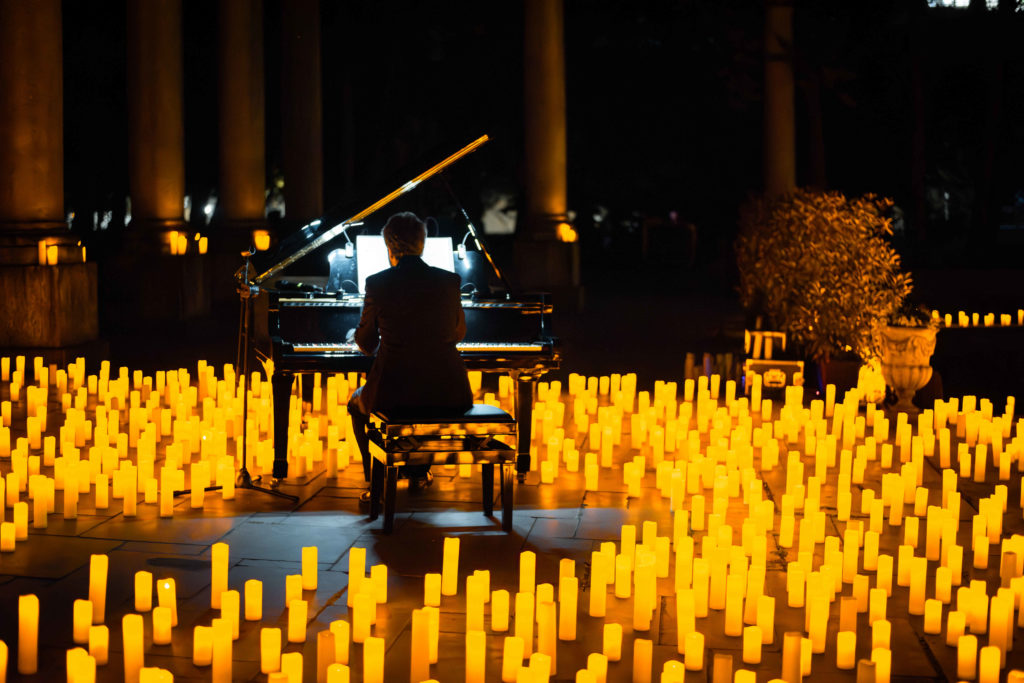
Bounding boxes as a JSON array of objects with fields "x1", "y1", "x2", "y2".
[{"x1": 242, "y1": 135, "x2": 560, "y2": 480}]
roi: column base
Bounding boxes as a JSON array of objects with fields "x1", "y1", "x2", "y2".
[{"x1": 0, "y1": 262, "x2": 99, "y2": 347}]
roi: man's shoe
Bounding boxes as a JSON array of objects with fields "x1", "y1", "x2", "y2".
[{"x1": 409, "y1": 471, "x2": 433, "y2": 491}]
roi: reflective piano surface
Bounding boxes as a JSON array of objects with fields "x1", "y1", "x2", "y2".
[{"x1": 245, "y1": 136, "x2": 560, "y2": 479}]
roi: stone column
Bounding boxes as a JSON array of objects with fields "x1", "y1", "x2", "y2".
[
  {"x1": 218, "y1": 0, "x2": 266, "y2": 243},
  {"x1": 517, "y1": 0, "x2": 578, "y2": 293},
  {"x1": 0, "y1": 0, "x2": 98, "y2": 348},
  {"x1": 280, "y1": 0, "x2": 323, "y2": 227},
  {"x1": 764, "y1": 0, "x2": 796, "y2": 196},
  {"x1": 126, "y1": 0, "x2": 186, "y2": 237}
]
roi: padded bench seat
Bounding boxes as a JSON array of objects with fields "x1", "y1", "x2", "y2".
[{"x1": 367, "y1": 404, "x2": 517, "y2": 533}]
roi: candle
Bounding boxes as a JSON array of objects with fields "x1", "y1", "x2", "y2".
[
  {"x1": 837, "y1": 631, "x2": 856, "y2": 670},
  {"x1": 502, "y1": 636, "x2": 524, "y2": 683},
  {"x1": 411, "y1": 609, "x2": 431, "y2": 683},
  {"x1": 89, "y1": 554, "x2": 108, "y2": 624},
  {"x1": 221, "y1": 589, "x2": 240, "y2": 639},
  {"x1": 193, "y1": 625, "x2": 213, "y2": 666},
  {"x1": 260, "y1": 627, "x2": 281, "y2": 674},
  {"x1": 978, "y1": 645, "x2": 999, "y2": 683},
  {"x1": 241, "y1": 578, "x2": 262, "y2": 621},
  {"x1": 156, "y1": 578, "x2": 177, "y2": 627},
  {"x1": 684, "y1": 631, "x2": 704, "y2": 671},
  {"x1": 352, "y1": 592, "x2": 374, "y2": 643},
  {"x1": 0, "y1": 523, "x2": 13, "y2": 552},
  {"x1": 288, "y1": 599, "x2": 307, "y2": 643},
  {"x1": 329, "y1": 619, "x2": 350, "y2": 666},
  {"x1": 441, "y1": 537, "x2": 460, "y2": 596},
  {"x1": 211, "y1": 617, "x2": 232, "y2": 683},
  {"x1": 302, "y1": 546, "x2": 318, "y2": 590},
  {"x1": 737, "y1": 625, "x2": 761, "y2": 665},
  {"x1": 781, "y1": 631, "x2": 802, "y2": 683},
  {"x1": 424, "y1": 573, "x2": 442, "y2": 607},
  {"x1": 347, "y1": 547, "x2": 365, "y2": 607},
  {"x1": 602, "y1": 622, "x2": 622, "y2": 662},
  {"x1": 633, "y1": 638, "x2": 653, "y2": 683},
  {"x1": 122, "y1": 613, "x2": 144, "y2": 683},
  {"x1": 363, "y1": 636, "x2": 384, "y2": 683},
  {"x1": 559, "y1": 576, "x2": 577, "y2": 640},
  {"x1": 74, "y1": 599, "x2": 93, "y2": 643},
  {"x1": 317, "y1": 629, "x2": 336, "y2": 683},
  {"x1": 466, "y1": 630, "x2": 486, "y2": 683},
  {"x1": 285, "y1": 574, "x2": 303, "y2": 606},
  {"x1": 491, "y1": 589, "x2": 510, "y2": 632},
  {"x1": 88, "y1": 624, "x2": 109, "y2": 666},
  {"x1": 520, "y1": 550, "x2": 536, "y2": 594},
  {"x1": 537, "y1": 599, "x2": 557, "y2": 674},
  {"x1": 514, "y1": 592, "x2": 534, "y2": 657},
  {"x1": 152, "y1": 606, "x2": 172, "y2": 645},
  {"x1": 957, "y1": 634, "x2": 977, "y2": 681},
  {"x1": 134, "y1": 571, "x2": 153, "y2": 612},
  {"x1": 326, "y1": 664, "x2": 350, "y2": 683},
  {"x1": 211, "y1": 542, "x2": 228, "y2": 609}
]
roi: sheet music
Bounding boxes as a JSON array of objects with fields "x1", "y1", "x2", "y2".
[{"x1": 355, "y1": 235, "x2": 456, "y2": 293}]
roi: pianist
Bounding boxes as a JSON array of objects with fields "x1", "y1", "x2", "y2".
[{"x1": 348, "y1": 212, "x2": 473, "y2": 501}]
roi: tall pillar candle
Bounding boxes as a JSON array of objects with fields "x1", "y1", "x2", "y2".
[
  {"x1": 122, "y1": 613, "x2": 144, "y2": 683},
  {"x1": 363, "y1": 636, "x2": 384, "y2": 683},
  {"x1": 411, "y1": 609, "x2": 431, "y2": 683},
  {"x1": 245, "y1": 579, "x2": 262, "y2": 621},
  {"x1": 441, "y1": 537, "x2": 460, "y2": 596},
  {"x1": 211, "y1": 542, "x2": 229, "y2": 609},
  {"x1": 466, "y1": 630, "x2": 486, "y2": 683},
  {"x1": 302, "y1": 546, "x2": 318, "y2": 591},
  {"x1": 135, "y1": 571, "x2": 153, "y2": 612},
  {"x1": 633, "y1": 638, "x2": 653, "y2": 683},
  {"x1": 73, "y1": 599, "x2": 93, "y2": 644},
  {"x1": 211, "y1": 617, "x2": 233, "y2": 683},
  {"x1": 347, "y1": 547, "x2": 365, "y2": 607},
  {"x1": 89, "y1": 554, "x2": 108, "y2": 624},
  {"x1": 260, "y1": 627, "x2": 281, "y2": 674},
  {"x1": 501, "y1": 636, "x2": 524, "y2": 683},
  {"x1": 88, "y1": 624, "x2": 109, "y2": 666}
]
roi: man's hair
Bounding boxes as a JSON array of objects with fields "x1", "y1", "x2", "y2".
[{"x1": 382, "y1": 212, "x2": 427, "y2": 258}]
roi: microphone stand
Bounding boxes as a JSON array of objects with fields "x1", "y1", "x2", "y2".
[{"x1": 176, "y1": 248, "x2": 297, "y2": 503}]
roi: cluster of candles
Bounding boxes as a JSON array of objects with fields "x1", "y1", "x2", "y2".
[
  {"x1": 165, "y1": 231, "x2": 208, "y2": 256},
  {"x1": 933, "y1": 309, "x2": 1024, "y2": 328},
  {"x1": 2, "y1": 351, "x2": 1024, "y2": 681}
]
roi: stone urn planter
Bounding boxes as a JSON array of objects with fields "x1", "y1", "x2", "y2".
[{"x1": 877, "y1": 325, "x2": 938, "y2": 413}]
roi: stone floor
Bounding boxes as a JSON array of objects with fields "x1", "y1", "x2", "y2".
[{"x1": 1, "y1": 364, "x2": 1023, "y2": 682}]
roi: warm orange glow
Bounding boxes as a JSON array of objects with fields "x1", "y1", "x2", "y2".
[
  {"x1": 37, "y1": 240, "x2": 47, "y2": 265},
  {"x1": 253, "y1": 230, "x2": 271, "y2": 251},
  {"x1": 556, "y1": 221, "x2": 578, "y2": 243},
  {"x1": 177, "y1": 234, "x2": 188, "y2": 255},
  {"x1": 198, "y1": 237, "x2": 208, "y2": 255}
]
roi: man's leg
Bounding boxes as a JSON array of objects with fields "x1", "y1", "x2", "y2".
[{"x1": 348, "y1": 387, "x2": 372, "y2": 484}]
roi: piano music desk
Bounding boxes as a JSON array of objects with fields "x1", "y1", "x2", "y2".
[{"x1": 366, "y1": 404, "x2": 517, "y2": 533}]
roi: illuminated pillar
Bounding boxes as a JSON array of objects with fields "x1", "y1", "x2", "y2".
[
  {"x1": 763, "y1": 0, "x2": 796, "y2": 196},
  {"x1": 126, "y1": 0, "x2": 186, "y2": 235},
  {"x1": 0, "y1": 0, "x2": 98, "y2": 347},
  {"x1": 517, "y1": 0, "x2": 579, "y2": 291},
  {"x1": 218, "y1": 0, "x2": 266, "y2": 239},
  {"x1": 280, "y1": 0, "x2": 323, "y2": 226}
]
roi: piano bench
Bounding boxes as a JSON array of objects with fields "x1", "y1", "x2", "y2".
[{"x1": 366, "y1": 404, "x2": 517, "y2": 533}]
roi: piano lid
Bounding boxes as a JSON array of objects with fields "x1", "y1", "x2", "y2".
[{"x1": 250, "y1": 134, "x2": 490, "y2": 286}]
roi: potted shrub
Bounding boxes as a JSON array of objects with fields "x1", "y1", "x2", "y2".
[
  {"x1": 735, "y1": 189, "x2": 913, "y2": 393},
  {"x1": 876, "y1": 302, "x2": 939, "y2": 413}
]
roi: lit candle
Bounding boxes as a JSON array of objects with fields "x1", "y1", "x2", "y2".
[
  {"x1": 193, "y1": 625, "x2": 213, "y2": 666},
  {"x1": 514, "y1": 592, "x2": 534, "y2": 657},
  {"x1": 558, "y1": 576, "x2": 577, "y2": 640},
  {"x1": 501, "y1": 636, "x2": 524, "y2": 683},
  {"x1": 89, "y1": 554, "x2": 108, "y2": 624},
  {"x1": 285, "y1": 574, "x2": 303, "y2": 606},
  {"x1": 260, "y1": 627, "x2": 281, "y2": 674},
  {"x1": 363, "y1": 636, "x2": 384, "y2": 683},
  {"x1": 520, "y1": 550, "x2": 536, "y2": 594},
  {"x1": 603, "y1": 623, "x2": 622, "y2": 661},
  {"x1": 73, "y1": 598, "x2": 93, "y2": 644},
  {"x1": 211, "y1": 542, "x2": 228, "y2": 609},
  {"x1": 742, "y1": 625, "x2": 762, "y2": 664},
  {"x1": 0, "y1": 523, "x2": 14, "y2": 552},
  {"x1": 370, "y1": 563, "x2": 387, "y2": 604},
  {"x1": 88, "y1": 624, "x2": 109, "y2": 666},
  {"x1": 317, "y1": 629, "x2": 336, "y2": 683},
  {"x1": 221, "y1": 589, "x2": 240, "y2": 640},
  {"x1": 326, "y1": 663, "x2": 350, "y2": 683},
  {"x1": 441, "y1": 537, "x2": 460, "y2": 596},
  {"x1": 633, "y1": 638, "x2": 653, "y2": 683},
  {"x1": 156, "y1": 578, "x2": 177, "y2": 627},
  {"x1": 957, "y1": 634, "x2": 977, "y2": 681},
  {"x1": 134, "y1": 571, "x2": 153, "y2": 612},
  {"x1": 288, "y1": 599, "x2": 307, "y2": 643},
  {"x1": 347, "y1": 547, "x2": 365, "y2": 607},
  {"x1": 466, "y1": 630, "x2": 486, "y2": 683},
  {"x1": 536, "y1": 600, "x2": 556, "y2": 674},
  {"x1": 329, "y1": 619, "x2": 350, "y2": 666},
  {"x1": 122, "y1": 613, "x2": 144, "y2": 683},
  {"x1": 491, "y1": 589, "x2": 510, "y2": 632},
  {"x1": 424, "y1": 573, "x2": 442, "y2": 607},
  {"x1": 411, "y1": 609, "x2": 431, "y2": 683},
  {"x1": 352, "y1": 592, "x2": 374, "y2": 643},
  {"x1": 302, "y1": 546, "x2": 318, "y2": 590},
  {"x1": 837, "y1": 630, "x2": 856, "y2": 670},
  {"x1": 245, "y1": 579, "x2": 262, "y2": 621},
  {"x1": 781, "y1": 631, "x2": 802, "y2": 683},
  {"x1": 978, "y1": 645, "x2": 999, "y2": 683},
  {"x1": 152, "y1": 606, "x2": 172, "y2": 645},
  {"x1": 211, "y1": 617, "x2": 232, "y2": 683},
  {"x1": 684, "y1": 631, "x2": 704, "y2": 671}
]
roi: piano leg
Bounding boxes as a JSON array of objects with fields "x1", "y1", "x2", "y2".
[
  {"x1": 271, "y1": 371, "x2": 294, "y2": 480},
  {"x1": 515, "y1": 374, "x2": 535, "y2": 480}
]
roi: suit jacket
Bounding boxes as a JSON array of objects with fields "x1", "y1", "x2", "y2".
[{"x1": 354, "y1": 255, "x2": 473, "y2": 412}]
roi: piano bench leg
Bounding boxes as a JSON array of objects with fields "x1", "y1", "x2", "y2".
[
  {"x1": 383, "y1": 465, "x2": 399, "y2": 534},
  {"x1": 501, "y1": 463, "x2": 514, "y2": 532},
  {"x1": 369, "y1": 458, "x2": 384, "y2": 521},
  {"x1": 481, "y1": 463, "x2": 494, "y2": 517}
]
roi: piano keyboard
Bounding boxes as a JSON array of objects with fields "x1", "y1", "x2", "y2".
[{"x1": 291, "y1": 342, "x2": 546, "y2": 354}]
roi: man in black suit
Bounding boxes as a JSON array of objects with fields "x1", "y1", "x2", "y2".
[{"x1": 348, "y1": 212, "x2": 473, "y2": 501}]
